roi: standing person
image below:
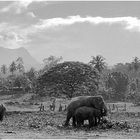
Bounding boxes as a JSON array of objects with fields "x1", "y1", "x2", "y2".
[
  {"x1": 50, "y1": 98, "x2": 56, "y2": 111},
  {"x1": 64, "y1": 105, "x2": 67, "y2": 111},
  {"x1": 42, "y1": 105, "x2": 45, "y2": 111},
  {"x1": 59, "y1": 103, "x2": 63, "y2": 112},
  {"x1": 39, "y1": 103, "x2": 44, "y2": 111},
  {"x1": 52, "y1": 99, "x2": 56, "y2": 111}
]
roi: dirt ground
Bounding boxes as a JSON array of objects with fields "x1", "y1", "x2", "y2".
[{"x1": 0, "y1": 93, "x2": 140, "y2": 139}]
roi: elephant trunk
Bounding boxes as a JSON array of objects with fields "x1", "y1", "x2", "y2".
[{"x1": 102, "y1": 104, "x2": 108, "y2": 116}]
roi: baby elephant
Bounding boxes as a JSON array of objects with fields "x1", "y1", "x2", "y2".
[{"x1": 73, "y1": 106, "x2": 102, "y2": 128}]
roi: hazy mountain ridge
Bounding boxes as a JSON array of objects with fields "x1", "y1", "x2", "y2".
[{"x1": 0, "y1": 47, "x2": 41, "y2": 70}]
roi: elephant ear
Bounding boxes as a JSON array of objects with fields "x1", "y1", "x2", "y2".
[{"x1": 97, "y1": 97, "x2": 104, "y2": 106}]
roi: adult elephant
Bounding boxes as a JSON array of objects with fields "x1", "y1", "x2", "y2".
[
  {"x1": 64, "y1": 95, "x2": 107, "y2": 127},
  {"x1": 74, "y1": 106, "x2": 103, "y2": 128}
]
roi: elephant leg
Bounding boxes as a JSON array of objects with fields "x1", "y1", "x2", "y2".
[
  {"x1": 76, "y1": 118, "x2": 82, "y2": 128},
  {"x1": 77, "y1": 121, "x2": 81, "y2": 128},
  {"x1": 98, "y1": 117, "x2": 101, "y2": 124},
  {"x1": 81, "y1": 120, "x2": 84, "y2": 126},
  {"x1": 94, "y1": 117, "x2": 98, "y2": 126},
  {"x1": 88, "y1": 118, "x2": 94, "y2": 128},
  {"x1": 64, "y1": 112, "x2": 72, "y2": 127},
  {"x1": 72, "y1": 116, "x2": 76, "y2": 127}
]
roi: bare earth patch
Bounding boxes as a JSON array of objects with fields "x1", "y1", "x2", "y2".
[
  {"x1": 1, "y1": 94, "x2": 140, "y2": 139},
  {"x1": 0, "y1": 110, "x2": 139, "y2": 139}
]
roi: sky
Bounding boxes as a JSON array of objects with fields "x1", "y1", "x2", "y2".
[{"x1": 1, "y1": 1, "x2": 140, "y2": 65}]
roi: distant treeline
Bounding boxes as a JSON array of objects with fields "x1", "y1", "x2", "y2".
[{"x1": 1, "y1": 55, "x2": 140, "y2": 104}]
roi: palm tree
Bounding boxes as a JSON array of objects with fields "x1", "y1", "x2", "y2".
[
  {"x1": 89, "y1": 55, "x2": 106, "y2": 73},
  {"x1": 132, "y1": 57, "x2": 140, "y2": 72},
  {"x1": 127, "y1": 63, "x2": 133, "y2": 72},
  {"x1": 9, "y1": 61, "x2": 16, "y2": 75},
  {"x1": 1, "y1": 65, "x2": 7, "y2": 75},
  {"x1": 26, "y1": 67, "x2": 37, "y2": 93},
  {"x1": 16, "y1": 57, "x2": 25, "y2": 74}
]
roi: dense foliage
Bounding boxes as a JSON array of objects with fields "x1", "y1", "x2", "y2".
[
  {"x1": 37, "y1": 61, "x2": 99, "y2": 98},
  {"x1": 1, "y1": 55, "x2": 140, "y2": 103},
  {"x1": 105, "y1": 72, "x2": 129, "y2": 101}
]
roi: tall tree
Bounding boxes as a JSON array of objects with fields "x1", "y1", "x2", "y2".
[
  {"x1": 16, "y1": 57, "x2": 25, "y2": 73},
  {"x1": 13, "y1": 75, "x2": 31, "y2": 93},
  {"x1": 26, "y1": 67, "x2": 36, "y2": 81},
  {"x1": 37, "y1": 61, "x2": 99, "y2": 98},
  {"x1": 9, "y1": 61, "x2": 16, "y2": 75},
  {"x1": 1, "y1": 65, "x2": 7, "y2": 75},
  {"x1": 43, "y1": 55, "x2": 63, "y2": 72},
  {"x1": 132, "y1": 57, "x2": 140, "y2": 72},
  {"x1": 89, "y1": 55, "x2": 106, "y2": 73},
  {"x1": 105, "y1": 72, "x2": 129, "y2": 101},
  {"x1": 26, "y1": 67, "x2": 37, "y2": 93}
]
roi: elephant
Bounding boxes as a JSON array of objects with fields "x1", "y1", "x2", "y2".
[
  {"x1": 0, "y1": 104, "x2": 6, "y2": 121},
  {"x1": 64, "y1": 95, "x2": 107, "y2": 127},
  {"x1": 73, "y1": 106, "x2": 103, "y2": 128}
]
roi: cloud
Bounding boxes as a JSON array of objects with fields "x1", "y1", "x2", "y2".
[
  {"x1": 34, "y1": 15, "x2": 140, "y2": 32},
  {"x1": 0, "y1": 22, "x2": 30, "y2": 49},
  {"x1": 0, "y1": 33, "x2": 23, "y2": 49},
  {"x1": 0, "y1": 1, "x2": 47, "y2": 15},
  {"x1": 1, "y1": 15, "x2": 140, "y2": 50},
  {"x1": 0, "y1": 0, "x2": 35, "y2": 14},
  {"x1": 0, "y1": 1, "x2": 28, "y2": 14},
  {"x1": 27, "y1": 12, "x2": 36, "y2": 18}
]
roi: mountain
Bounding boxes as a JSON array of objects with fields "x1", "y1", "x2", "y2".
[{"x1": 0, "y1": 47, "x2": 41, "y2": 70}]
